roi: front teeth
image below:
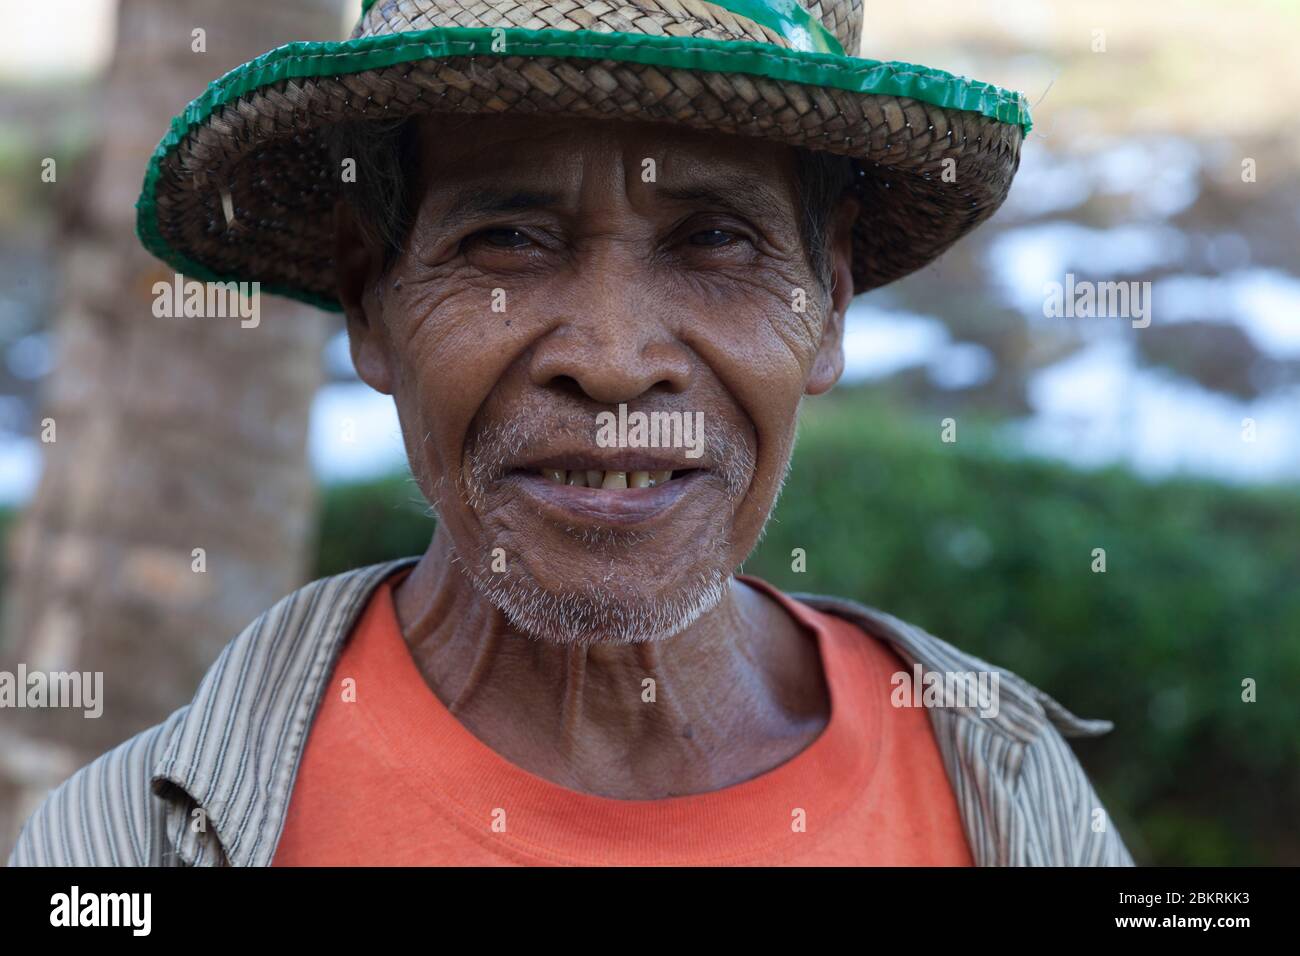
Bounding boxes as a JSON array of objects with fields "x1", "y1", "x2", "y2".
[{"x1": 541, "y1": 469, "x2": 675, "y2": 488}]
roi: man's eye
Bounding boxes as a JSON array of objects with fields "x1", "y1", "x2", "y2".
[
  {"x1": 471, "y1": 228, "x2": 531, "y2": 249},
  {"x1": 689, "y1": 229, "x2": 737, "y2": 247}
]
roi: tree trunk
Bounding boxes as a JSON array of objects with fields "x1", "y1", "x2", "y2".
[{"x1": 0, "y1": 0, "x2": 348, "y2": 855}]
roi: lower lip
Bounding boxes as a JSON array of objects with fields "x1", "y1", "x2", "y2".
[{"x1": 505, "y1": 471, "x2": 704, "y2": 526}]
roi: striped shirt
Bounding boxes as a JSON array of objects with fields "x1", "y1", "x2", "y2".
[{"x1": 7, "y1": 559, "x2": 1134, "y2": 866}]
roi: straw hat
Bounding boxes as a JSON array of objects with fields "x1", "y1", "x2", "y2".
[{"x1": 135, "y1": 0, "x2": 1031, "y2": 311}]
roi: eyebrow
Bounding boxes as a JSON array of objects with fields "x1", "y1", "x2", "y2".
[
  {"x1": 656, "y1": 173, "x2": 790, "y2": 224},
  {"x1": 434, "y1": 188, "x2": 565, "y2": 234},
  {"x1": 430, "y1": 173, "x2": 788, "y2": 236}
]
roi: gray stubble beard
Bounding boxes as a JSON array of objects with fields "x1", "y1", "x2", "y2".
[{"x1": 464, "y1": 559, "x2": 732, "y2": 646}]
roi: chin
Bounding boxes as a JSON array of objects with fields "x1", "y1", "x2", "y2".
[{"x1": 466, "y1": 563, "x2": 731, "y2": 646}]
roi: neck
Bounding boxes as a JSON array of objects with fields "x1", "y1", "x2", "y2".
[{"x1": 391, "y1": 527, "x2": 830, "y2": 799}]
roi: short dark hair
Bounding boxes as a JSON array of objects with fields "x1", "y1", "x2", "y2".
[{"x1": 326, "y1": 118, "x2": 854, "y2": 290}]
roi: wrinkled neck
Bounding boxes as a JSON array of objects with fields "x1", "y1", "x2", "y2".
[{"x1": 390, "y1": 526, "x2": 829, "y2": 798}]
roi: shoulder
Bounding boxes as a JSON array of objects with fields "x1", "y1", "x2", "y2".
[
  {"x1": 791, "y1": 590, "x2": 1114, "y2": 740},
  {"x1": 9, "y1": 558, "x2": 417, "y2": 868},
  {"x1": 1015, "y1": 715, "x2": 1135, "y2": 865},
  {"x1": 7, "y1": 707, "x2": 187, "y2": 866},
  {"x1": 792, "y1": 590, "x2": 1135, "y2": 866}
]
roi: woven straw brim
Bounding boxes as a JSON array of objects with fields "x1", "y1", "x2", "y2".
[{"x1": 137, "y1": 27, "x2": 1030, "y2": 311}]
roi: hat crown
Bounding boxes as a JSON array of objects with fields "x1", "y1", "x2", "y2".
[
  {"x1": 355, "y1": 0, "x2": 863, "y2": 57},
  {"x1": 142, "y1": 0, "x2": 1023, "y2": 308}
]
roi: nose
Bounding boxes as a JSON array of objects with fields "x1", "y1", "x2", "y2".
[{"x1": 527, "y1": 290, "x2": 694, "y2": 405}]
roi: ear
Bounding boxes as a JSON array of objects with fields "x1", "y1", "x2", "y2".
[
  {"x1": 805, "y1": 193, "x2": 859, "y2": 396},
  {"x1": 335, "y1": 200, "x2": 395, "y2": 395}
]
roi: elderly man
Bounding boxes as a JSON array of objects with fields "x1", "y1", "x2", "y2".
[{"x1": 10, "y1": 0, "x2": 1131, "y2": 866}]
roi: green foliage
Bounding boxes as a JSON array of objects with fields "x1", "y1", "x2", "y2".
[
  {"x1": 314, "y1": 472, "x2": 433, "y2": 578},
  {"x1": 283, "y1": 397, "x2": 1300, "y2": 864}
]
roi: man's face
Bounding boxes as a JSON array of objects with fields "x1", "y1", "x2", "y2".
[{"x1": 340, "y1": 115, "x2": 855, "y2": 643}]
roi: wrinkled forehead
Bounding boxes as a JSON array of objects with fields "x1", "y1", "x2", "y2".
[{"x1": 408, "y1": 114, "x2": 801, "y2": 208}]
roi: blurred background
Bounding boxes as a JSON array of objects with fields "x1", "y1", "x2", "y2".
[{"x1": 1, "y1": 0, "x2": 1297, "y2": 864}]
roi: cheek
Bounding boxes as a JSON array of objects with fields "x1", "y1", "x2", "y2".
[
  {"x1": 683, "y1": 282, "x2": 824, "y2": 431},
  {"x1": 673, "y1": 260, "x2": 826, "y2": 371},
  {"x1": 382, "y1": 275, "x2": 527, "y2": 500},
  {"x1": 670, "y1": 293, "x2": 820, "y2": 551}
]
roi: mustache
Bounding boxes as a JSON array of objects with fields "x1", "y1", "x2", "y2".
[{"x1": 463, "y1": 408, "x2": 755, "y2": 500}]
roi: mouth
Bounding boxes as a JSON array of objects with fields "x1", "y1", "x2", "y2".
[
  {"x1": 533, "y1": 467, "x2": 689, "y2": 489},
  {"x1": 502, "y1": 462, "x2": 705, "y2": 526}
]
